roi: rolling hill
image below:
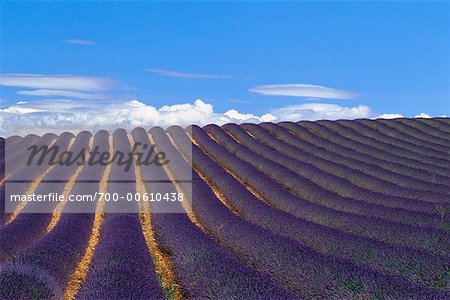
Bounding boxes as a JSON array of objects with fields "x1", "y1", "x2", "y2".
[{"x1": 0, "y1": 117, "x2": 449, "y2": 299}]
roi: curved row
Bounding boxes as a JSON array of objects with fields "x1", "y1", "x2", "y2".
[
  {"x1": 349, "y1": 119, "x2": 450, "y2": 160},
  {"x1": 168, "y1": 125, "x2": 450, "y2": 290},
  {"x1": 15, "y1": 130, "x2": 109, "y2": 299},
  {"x1": 239, "y1": 122, "x2": 447, "y2": 212},
  {"x1": 288, "y1": 121, "x2": 450, "y2": 182},
  {"x1": 258, "y1": 122, "x2": 450, "y2": 204},
  {"x1": 394, "y1": 119, "x2": 450, "y2": 143},
  {"x1": 75, "y1": 129, "x2": 164, "y2": 299},
  {"x1": 278, "y1": 121, "x2": 450, "y2": 189},
  {"x1": 338, "y1": 119, "x2": 450, "y2": 161},
  {"x1": 144, "y1": 127, "x2": 296, "y2": 299},
  {"x1": 3, "y1": 132, "x2": 72, "y2": 224},
  {"x1": 423, "y1": 119, "x2": 450, "y2": 135},
  {"x1": 375, "y1": 119, "x2": 450, "y2": 150},
  {"x1": 195, "y1": 125, "x2": 448, "y2": 255},
  {"x1": 0, "y1": 132, "x2": 84, "y2": 262},
  {"x1": 1, "y1": 118, "x2": 448, "y2": 298},
  {"x1": 157, "y1": 126, "x2": 447, "y2": 299},
  {"x1": 310, "y1": 121, "x2": 450, "y2": 175}
]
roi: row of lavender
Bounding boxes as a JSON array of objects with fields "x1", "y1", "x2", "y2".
[
  {"x1": 199, "y1": 124, "x2": 449, "y2": 252},
  {"x1": 285, "y1": 120, "x2": 449, "y2": 186},
  {"x1": 0, "y1": 129, "x2": 292, "y2": 299},
  {"x1": 166, "y1": 124, "x2": 448, "y2": 298},
  {"x1": 171, "y1": 125, "x2": 448, "y2": 290},
  {"x1": 302, "y1": 119, "x2": 450, "y2": 180},
  {"x1": 1, "y1": 131, "x2": 103, "y2": 298},
  {"x1": 0, "y1": 117, "x2": 449, "y2": 299}
]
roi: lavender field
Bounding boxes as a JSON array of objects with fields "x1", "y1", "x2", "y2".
[{"x1": 0, "y1": 118, "x2": 449, "y2": 299}]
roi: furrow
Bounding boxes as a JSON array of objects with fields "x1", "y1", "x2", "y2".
[
  {"x1": 148, "y1": 127, "x2": 295, "y2": 299},
  {"x1": 168, "y1": 125, "x2": 450, "y2": 290},
  {"x1": 130, "y1": 134, "x2": 183, "y2": 300},
  {"x1": 284, "y1": 121, "x2": 450, "y2": 184},
  {"x1": 4, "y1": 134, "x2": 68, "y2": 224},
  {"x1": 377, "y1": 119, "x2": 450, "y2": 150},
  {"x1": 0, "y1": 133, "x2": 83, "y2": 263},
  {"x1": 238, "y1": 123, "x2": 444, "y2": 215},
  {"x1": 400, "y1": 118, "x2": 450, "y2": 141},
  {"x1": 314, "y1": 120, "x2": 450, "y2": 174},
  {"x1": 64, "y1": 134, "x2": 112, "y2": 300},
  {"x1": 74, "y1": 129, "x2": 164, "y2": 299},
  {"x1": 197, "y1": 124, "x2": 448, "y2": 255},
  {"x1": 46, "y1": 136, "x2": 94, "y2": 233},
  {"x1": 350, "y1": 119, "x2": 450, "y2": 159},
  {"x1": 424, "y1": 118, "x2": 450, "y2": 134},
  {"x1": 158, "y1": 125, "x2": 447, "y2": 299},
  {"x1": 277, "y1": 121, "x2": 450, "y2": 191},
  {"x1": 6, "y1": 131, "x2": 109, "y2": 300}
]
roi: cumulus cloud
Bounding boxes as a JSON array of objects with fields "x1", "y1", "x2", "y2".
[
  {"x1": 414, "y1": 113, "x2": 431, "y2": 118},
  {"x1": 16, "y1": 89, "x2": 107, "y2": 100},
  {"x1": 0, "y1": 99, "x2": 374, "y2": 137},
  {"x1": 145, "y1": 68, "x2": 231, "y2": 79},
  {"x1": 224, "y1": 110, "x2": 276, "y2": 122},
  {"x1": 375, "y1": 113, "x2": 404, "y2": 119},
  {"x1": 249, "y1": 84, "x2": 357, "y2": 99},
  {"x1": 268, "y1": 103, "x2": 371, "y2": 122},
  {"x1": 0, "y1": 74, "x2": 114, "y2": 91},
  {"x1": 1, "y1": 106, "x2": 42, "y2": 114},
  {"x1": 63, "y1": 39, "x2": 96, "y2": 45},
  {"x1": 374, "y1": 112, "x2": 447, "y2": 120}
]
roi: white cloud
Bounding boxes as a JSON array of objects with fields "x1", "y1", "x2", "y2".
[
  {"x1": 224, "y1": 109, "x2": 276, "y2": 123},
  {"x1": 375, "y1": 113, "x2": 446, "y2": 119},
  {"x1": 145, "y1": 68, "x2": 231, "y2": 79},
  {"x1": 0, "y1": 99, "x2": 373, "y2": 137},
  {"x1": 0, "y1": 74, "x2": 114, "y2": 91},
  {"x1": 375, "y1": 113, "x2": 404, "y2": 119},
  {"x1": 63, "y1": 39, "x2": 96, "y2": 45},
  {"x1": 269, "y1": 103, "x2": 371, "y2": 121},
  {"x1": 16, "y1": 89, "x2": 107, "y2": 100},
  {"x1": 1, "y1": 106, "x2": 42, "y2": 114},
  {"x1": 414, "y1": 113, "x2": 431, "y2": 118},
  {"x1": 249, "y1": 84, "x2": 357, "y2": 99}
]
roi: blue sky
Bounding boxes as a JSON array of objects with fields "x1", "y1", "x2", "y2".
[{"x1": 0, "y1": 1, "x2": 449, "y2": 135}]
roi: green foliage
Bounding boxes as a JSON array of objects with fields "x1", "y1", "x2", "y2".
[
  {"x1": 343, "y1": 279, "x2": 366, "y2": 293},
  {"x1": 433, "y1": 267, "x2": 449, "y2": 289},
  {"x1": 164, "y1": 284, "x2": 177, "y2": 300}
]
